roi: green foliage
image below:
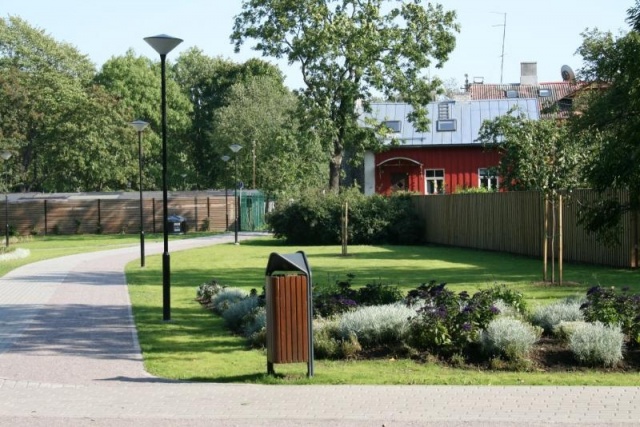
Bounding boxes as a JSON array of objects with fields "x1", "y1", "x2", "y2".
[
  {"x1": 232, "y1": 0, "x2": 459, "y2": 190},
  {"x1": 569, "y1": 8, "x2": 640, "y2": 242},
  {"x1": 196, "y1": 280, "x2": 226, "y2": 304},
  {"x1": 530, "y1": 299, "x2": 584, "y2": 334},
  {"x1": 405, "y1": 281, "x2": 502, "y2": 357},
  {"x1": 312, "y1": 274, "x2": 404, "y2": 318},
  {"x1": 337, "y1": 303, "x2": 415, "y2": 347},
  {"x1": 355, "y1": 282, "x2": 405, "y2": 306},
  {"x1": 268, "y1": 190, "x2": 424, "y2": 245},
  {"x1": 477, "y1": 109, "x2": 585, "y2": 195},
  {"x1": 569, "y1": 321, "x2": 624, "y2": 367},
  {"x1": 581, "y1": 286, "x2": 640, "y2": 347},
  {"x1": 479, "y1": 317, "x2": 541, "y2": 362},
  {"x1": 313, "y1": 317, "x2": 362, "y2": 360}
]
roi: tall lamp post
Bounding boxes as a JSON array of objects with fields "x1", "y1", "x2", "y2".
[
  {"x1": 1, "y1": 151, "x2": 11, "y2": 248},
  {"x1": 144, "y1": 34, "x2": 183, "y2": 321},
  {"x1": 129, "y1": 120, "x2": 149, "y2": 267},
  {"x1": 221, "y1": 155, "x2": 230, "y2": 231},
  {"x1": 230, "y1": 144, "x2": 242, "y2": 244}
]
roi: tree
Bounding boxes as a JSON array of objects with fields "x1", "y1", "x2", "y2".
[
  {"x1": 477, "y1": 110, "x2": 586, "y2": 283},
  {"x1": 173, "y1": 49, "x2": 285, "y2": 189},
  {"x1": 212, "y1": 75, "x2": 326, "y2": 197},
  {"x1": 0, "y1": 16, "x2": 131, "y2": 192},
  {"x1": 232, "y1": 0, "x2": 459, "y2": 191},
  {"x1": 570, "y1": 2, "x2": 640, "y2": 251},
  {"x1": 95, "y1": 51, "x2": 193, "y2": 191}
]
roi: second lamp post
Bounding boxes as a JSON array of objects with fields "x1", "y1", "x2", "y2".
[
  {"x1": 130, "y1": 120, "x2": 149, "y2": 267},
  {"x1": 230, "y1": 144, "x2": 242, "y2": 244}
]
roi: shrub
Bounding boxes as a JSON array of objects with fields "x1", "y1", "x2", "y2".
[
  {"x1": 569, "y1": 321, "x2": 624, "y2": 367},
  {"x1": 243, "y1": 306, "x2": 266, "y2": 338},
  {"x1": 356, "y1": 282, "x2": 405, "y2": 306},
  {"x1": 313, "y1": 317, "x2": 362, "y2": 359},
  {"x1": 481, "y1": 284, "x2": 528, "y2": 316},
  {"x1": 209, "y1": 288, "x2": 248, "y2": 315},
  {"x1": 479, "y1": 317, "x2": 541, "y2": 362},
  {"x1": 222, "y1": 296, "x2": 260, "y2": 333},
  {"x1": 580, "y1": 286, "x2": 640, "y2": 347},
  {"x1": 553, "y1": 321, "x2": 588, "y2": 342},
  {"x1": 530, "y1": 299, "x2": 584, "y2": 334},
  {"x1": 196, "y1": 280, "x2": 226, "y2": 304},
  {"x1": 337, "y1": 303, "x2": 414, "y2": 347},
  {"x1": 267, "y1": 188, "x2": 424, "y2": 245},
  {"x1": 405, "y1": 281, "x2": 502, "y2": 357}
]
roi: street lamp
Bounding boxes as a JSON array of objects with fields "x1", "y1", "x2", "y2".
[
  {"x1": 144, "y1": 33, "x2": 183, "y2": 321},
  {"x1": 230, "y1": 144, "x2": 242, "y2": 244},
  {"x1": 221, "y1": 155, "x2": 230, "y2": 231},
  {"x1": 129, "y1": 120, "x2": 149, "y2": 268},
  {"x1": 1, "y1": 150, "x2": 11, "y2": 248}
]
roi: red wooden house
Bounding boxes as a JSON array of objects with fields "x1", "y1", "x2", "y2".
[{"x1": 362, "y1": 98, "x2": 539, "y2": 195}]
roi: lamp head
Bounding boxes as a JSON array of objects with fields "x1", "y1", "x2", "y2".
[
  {"x1": 221, "y1": 155, "x2": 231, "y2": 162},
  {"x1": 130, "y1": 120, "x2": 149, "y2": 132},
  {"x1": 230, "y1": 144, "x2": 242, "y2": 153},
  {"x1": 0, "y1": 151, "x2": 11, "y2": 161},
  {"x1": 144, "y1": 34, "x2": 183, "y2": 55}
]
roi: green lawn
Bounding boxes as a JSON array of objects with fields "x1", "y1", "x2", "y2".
[{"x1": 125, "y1": 236, "x2": 640, "y2": 385}]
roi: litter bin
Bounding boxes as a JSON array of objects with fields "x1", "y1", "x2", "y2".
[
  {"x1": 265, "y1": 251, "x2": 314, "y2": 378},
  {"x1": 167, "y1": 215, "x2": 187, "y2": 234}
]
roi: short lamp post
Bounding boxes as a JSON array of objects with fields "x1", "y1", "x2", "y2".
[
  {"x1": 230, "y1": 144, "x2": 242, "y2": 244},
  {"x1": 130, "y1": 120, "x2": 149, "y2": 267},
  {"x1": 221, "y1": 155, "x2": 230, "y2": 231},
  {"x1": 1, "y1": 150, "x2": 11, "y2": 247},
  {"x1": 144, "y1": 34, "x2": 183, "y2": 321}
]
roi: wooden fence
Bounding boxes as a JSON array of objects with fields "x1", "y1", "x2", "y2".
[
  {"x1": 2, "y1": 195, "x2": 235, "y2": 236},
  {"x1": 412, "y1": 189, "x2": 637, "y2": 268}
]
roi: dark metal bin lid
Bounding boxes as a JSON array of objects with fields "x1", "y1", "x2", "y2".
[{"x1": 265, "y1": 251, "x2": 310, "y2": 277}]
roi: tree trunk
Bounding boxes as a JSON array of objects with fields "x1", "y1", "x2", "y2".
[{"x1": 329, "y1": 150, "x2": 343, "y2": 192}]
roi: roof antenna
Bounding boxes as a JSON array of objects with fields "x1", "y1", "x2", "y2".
[{"x1": 492, "y1": 12, "x2": 507, "y2": 84}]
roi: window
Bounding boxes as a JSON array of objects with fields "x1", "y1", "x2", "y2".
[
  {"x1": 479, "y1": 168, "x2": 499, "y2": 190},
  {"x1": 382, "y1": 120, "x2": 402, "y2": 133},
  {"x1": 436, "y1": 119, "x2": 457, "y2": 132},
  {"x1": 425, "y1": 169, "x2": 445, "y2": 194},
  {"x1": 505, "y1": 89, "x2": 519, "y2": 98},
  {"x1": 538, "y1": 88, "x2": 552, "y2": 97}
]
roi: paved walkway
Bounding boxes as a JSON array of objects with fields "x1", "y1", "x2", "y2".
[{"x1": 0, "y1": 234, "x2": 639, "y2": 426}]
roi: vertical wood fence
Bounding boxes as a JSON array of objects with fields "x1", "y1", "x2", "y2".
[
  {"x1": 2, "y1": 195, "x2": 235, "y2": 237},
  {"x1": 412, "y1": 189, "x2": 637, "y2": 268}
]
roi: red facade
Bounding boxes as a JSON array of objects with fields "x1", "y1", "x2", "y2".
[{"x1": 375, "y1": 146, "x2": 501, "y2": 195}]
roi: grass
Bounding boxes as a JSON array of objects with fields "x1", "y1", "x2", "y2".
[
  {"x1": 0, "y1": 232, "x2": 218, "y2": 277},
  {"x1": 125, "y1": 236, "x2": 640, "y2": 385}
]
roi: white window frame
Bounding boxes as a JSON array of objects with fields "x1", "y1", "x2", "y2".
[
  {"x1": 425, "y1": 169, "x2": 445, "y2": 194},
  {"x1": 478, "y1": 168, "x2": 499, "y2": 190}
]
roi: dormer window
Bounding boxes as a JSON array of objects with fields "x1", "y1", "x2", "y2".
[
  {"x1": 539, "y1": 89, "x2": 552, "y2": 97},
  {"x1": 436, "y1": 102, "x2": 456, "y2": 132},
  {"x1": 505, "y1": 90, "x2": 519, "y2": 98},
  {"x1": 382, "y1": 120, "x2": 402, "y2": 133},
  {"x1": 436, "y1": 119, "x2": 457, "y2": 132}
]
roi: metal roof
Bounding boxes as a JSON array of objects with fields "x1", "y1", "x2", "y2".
[{"x1": 367, "y1": 98, "x2": 539, "y2": 147}]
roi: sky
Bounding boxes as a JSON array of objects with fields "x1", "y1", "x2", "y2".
[{"x1": 3, "y1": 0, "x2": 632, "y2": 90}]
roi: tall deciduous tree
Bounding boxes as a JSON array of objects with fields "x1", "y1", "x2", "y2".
[
  {"x1": 570, "y1": 1, "x2": 640, "y2": 247},
  {"x1": 231, "y1": 0, "x2": 459, "y2": 191},
  {"x1": 174, "y1": 49, "x2": 284, "y2": 189},
  {"x1": 95, "y1": 50, "x2": 192, "y2": 191},
  {"x1": 212, "y1": 75, "x2": 326, "y2": 197}
]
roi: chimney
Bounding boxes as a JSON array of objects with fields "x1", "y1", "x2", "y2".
[{"x1": 520, "y1": 62, "x2": 538, "y2": 85}]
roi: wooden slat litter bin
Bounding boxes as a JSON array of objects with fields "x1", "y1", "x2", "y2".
[
  {"x1": 266, "y1": 275, "x2": 309, "y2": 364},
  {"x1": 264, "y1": 251, "x2": 314, "y2": 377}
]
